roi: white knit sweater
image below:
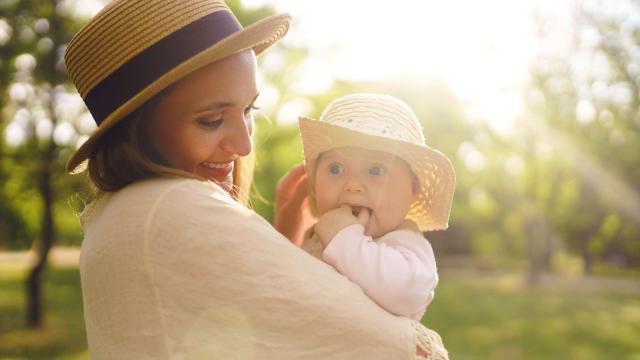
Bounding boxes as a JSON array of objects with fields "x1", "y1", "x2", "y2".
[{"x1": 79, "y1": 177, "x2": 448, "y2": 359}]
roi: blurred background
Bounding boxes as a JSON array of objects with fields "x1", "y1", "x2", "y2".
[{"x1": 1, "y1": 0, "x2": 639, "y2": 359}]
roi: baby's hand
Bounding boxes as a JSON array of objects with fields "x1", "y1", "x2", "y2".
[{"x1": 315, "y1": 205, "x2": 365, "y2": 246}]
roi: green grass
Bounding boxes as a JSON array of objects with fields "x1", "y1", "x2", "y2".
[
  {"x1": 0, "y1": 264, "x2": 88, "y2": 360},
  {"x1": 1, "y1": 263, "x2": 640, "y2": 359},
  {"x1": 424, "y1": 270, "x2": 640, "y2": 360}
]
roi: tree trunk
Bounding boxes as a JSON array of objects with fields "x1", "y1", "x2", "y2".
[
  {"x1": 25, "y1": 0, "x2": 63, "y2": 329},
  {"x1": 526, "y1": 215, "x2": 543, "y2": 285},
  {"x1": 26, "y1": 141, "x2": 55, "y2": 328},
  {"x1": 541, "y1": 235, "x2": 554, "y2": 272},
  {"x1": 580, "y1": 231, "x2": 593, "y2": 276}
]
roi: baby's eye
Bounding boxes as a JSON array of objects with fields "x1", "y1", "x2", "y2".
[
  {"x1": 197, "y1": 117, "x2": 223, "y2": 129},
  {"x1": 329, "y1": 163, "x2": 343, "y2": 175},
  {"x1": 369, "y1": 166, "x2": 385, "y2": 176}
]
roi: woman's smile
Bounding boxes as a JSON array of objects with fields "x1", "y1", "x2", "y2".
[{"x1": 199, "y1": 161, "x2": 234, "y2": 179}]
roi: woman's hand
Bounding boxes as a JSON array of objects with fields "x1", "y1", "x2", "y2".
[{"x1": 275, "y1": 163, "x2": 315, "y2": 246}]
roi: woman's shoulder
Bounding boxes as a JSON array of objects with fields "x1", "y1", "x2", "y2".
[
  {"x1": 118, "y1": 177, "x2": 235, "y2": 205},
  {"x1": 85, "y1": 176, "x2": 268, "y2": 239},
  {"x1": 88, "y1": 177, "x2": 244, "y2": 224}
]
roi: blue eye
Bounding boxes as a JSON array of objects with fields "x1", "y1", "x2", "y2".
[
  {"x1": 369, "y1": 166, "x2": 385, "y2": 176},
  {"x1": 329, "y1": 163, "x2": 343, "y2": 175}
]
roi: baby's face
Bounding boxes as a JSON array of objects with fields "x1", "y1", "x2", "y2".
[{"x1": 314, "y1": 147, "x2": 418, "y2": 238}]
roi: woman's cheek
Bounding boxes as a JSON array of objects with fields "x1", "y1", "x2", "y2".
[{"x1": 246, "y1": 116, "x2": 254, "y2": 136}]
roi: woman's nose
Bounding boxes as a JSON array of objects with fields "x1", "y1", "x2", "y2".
[{"x1": 221, "y1": 113, "x2": 252, "y2": 156}]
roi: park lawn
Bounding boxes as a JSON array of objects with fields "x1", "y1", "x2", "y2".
[
  {"x1": 1, "y1": 263, "x2": 639, "y2": 359},
  {"x1": 0, "y1": 264, "x2": 87, "y2": 360},
  {"x1": 424, "y1": 270, "x2": 640, "y2": 360}
]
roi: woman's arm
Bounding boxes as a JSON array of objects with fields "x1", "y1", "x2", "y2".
[{"x1": 145, "y1": 180, "x2": 447, "y2": 359}]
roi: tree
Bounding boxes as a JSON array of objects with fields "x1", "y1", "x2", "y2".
[
  {"x1": 525, "y1": 0, "x2": 640, "y2": 273},
  {"x1": 0, "y1": 0, "x2": 83, "y2": 327}
]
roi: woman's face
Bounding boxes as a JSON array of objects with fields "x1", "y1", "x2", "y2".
[{"x1": 146, "y1": 50, "x2": 258, "y2": 192}]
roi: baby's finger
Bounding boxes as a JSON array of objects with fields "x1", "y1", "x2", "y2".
[
  {"x1": 288, "y1": 175, "x2": 309, "y2": 205},
  {"x1": 338, "y1": 204, "x2": 353, "y2": 214},
  {"x1": 357, "y1": 208, "x2": 370, "y2": 225}
]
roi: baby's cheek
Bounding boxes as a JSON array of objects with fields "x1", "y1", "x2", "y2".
[{"x1": 375, "y1": 214, "x2": 404, "y2": 237}]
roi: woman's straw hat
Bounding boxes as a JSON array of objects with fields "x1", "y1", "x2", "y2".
[
  {"x1": 64, "y1": 0, "x2": 291, "y2": 173},
  {"x1": 299, "y1": 94, "x2": 456, "y2": 231}
]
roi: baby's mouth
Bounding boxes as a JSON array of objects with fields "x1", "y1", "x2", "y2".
[{"x1": 351, "y1": 206, "x2": 372, "y2": 217}]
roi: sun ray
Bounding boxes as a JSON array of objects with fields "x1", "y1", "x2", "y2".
[{"x1": 528, "y1": 118, "x2": 640, "y2": 223}]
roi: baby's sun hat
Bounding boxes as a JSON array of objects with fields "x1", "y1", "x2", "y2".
[
  {"x1": 299, "y1": 93, "x2": 456, "y2": 231},
  {"x1": 64, "y1": 0, "x2": 291, "y2": 173}
]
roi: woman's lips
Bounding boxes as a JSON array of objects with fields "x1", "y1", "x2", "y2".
[{"x1": 200, "y1": 161, "x2": 234, "y2": 179}]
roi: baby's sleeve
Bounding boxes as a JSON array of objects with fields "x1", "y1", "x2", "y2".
[{"x1": 322, "y1": 224, "x2": 438, "y2": 320}]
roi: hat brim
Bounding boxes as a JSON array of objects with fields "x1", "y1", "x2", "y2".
[
  {"x1": 67, "y1": 13, "x2": 291, "y2": 174},
  {"x1": 299, "y1": 116, "x2": 456, "y2": 231}
]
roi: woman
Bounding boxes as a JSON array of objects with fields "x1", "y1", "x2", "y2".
[{"x1": 66, "y1": 0, "x2": 448, "y2": 358}]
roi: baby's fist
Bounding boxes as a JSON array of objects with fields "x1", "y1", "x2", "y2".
[{"x1": 315, "y1": 205, "x2": 359, "y2": 246}]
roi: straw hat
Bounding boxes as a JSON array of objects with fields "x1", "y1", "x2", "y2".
[
  {"x1": 299, "y1": 94, "x2": 456, "y2": 231},
  {"x1": 64, "y1": 0, "x2": 291, "y2": 173}
]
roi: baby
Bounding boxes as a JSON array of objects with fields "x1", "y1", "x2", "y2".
[{"x1": 299, "y1": 93, "x2": 456, "y2": 320}]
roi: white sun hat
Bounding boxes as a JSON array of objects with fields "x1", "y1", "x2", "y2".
[{"x1": 299, "y1": 93, "x2": 456, "y2": 231}]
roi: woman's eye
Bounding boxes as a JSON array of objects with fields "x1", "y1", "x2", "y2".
[
  {"x1": 329, "y1": 163, "x2": 343, "y2": 175},
  {"x1": 369, "y1": 166, "x2": 385, "y2": 176},
  {"x1": 197, "y1": 118, "x2": 223, "y2": 129},
  {"x1": 244, "y1": 104, "x2": 260, "y2": 116}
]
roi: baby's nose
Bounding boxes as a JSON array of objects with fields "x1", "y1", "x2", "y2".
[{"x1": 344, "y1": 178, "x2": 365, "y2": 193}]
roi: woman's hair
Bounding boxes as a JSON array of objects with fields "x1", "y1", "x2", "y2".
[{"x1": 86, "y1": 97, "x2": 254, "y2": 206}]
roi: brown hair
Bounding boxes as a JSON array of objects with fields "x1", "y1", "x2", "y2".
[{"x1": 85, "y1": 99, "x2": 254, "y2": 206}]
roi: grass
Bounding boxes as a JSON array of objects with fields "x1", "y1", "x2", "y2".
[
  {"x1": 1, "y1": 259, "x2": 639, "y2": 359},
  {"x1": 0, "y1": 264, "x2": 88, "y2": 360},
  {"x1": 424, "y1": 269, "x2": 640, "y2": 360}
]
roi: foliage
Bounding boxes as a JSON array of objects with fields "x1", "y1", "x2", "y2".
[
  {"x1": 0, "y1": 0, "x2": 639, "y2": 282},
  {"x1": 520, "y1": 1, "x2": 640, "y2": 270},
  {"x1": 0, "y1": 0, "x2": 89, "y2": 250},
  {"x1": 248, "y1": 0, "x2": 640, "y2": 277}
]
